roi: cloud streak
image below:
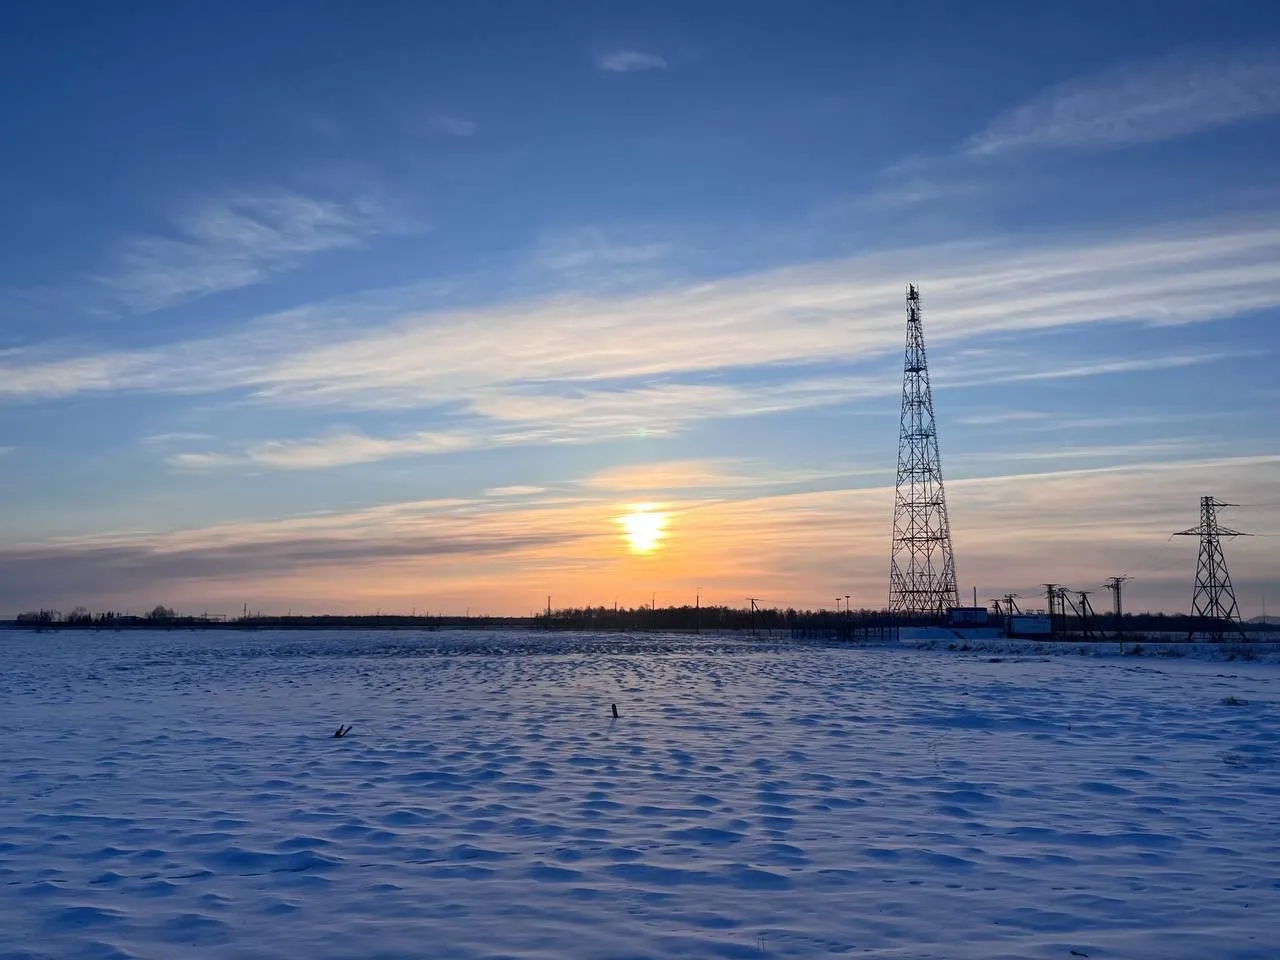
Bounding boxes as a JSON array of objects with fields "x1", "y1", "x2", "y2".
[
  {"x1": 171, "y1": 429, "x2": 475, "y2": 471},
  {"x1": 165, "y1": 352, "x2": 1241, "y2": 472},
  {"x1": 596, "y1": 50, "x2": 667, "y2": 73},
  {"x1": 104, "y1": 192, "x2": 397, "y2": 312},
  {"x1": 968, "y1": 46, "x2": 1280, "y2": 156},
  {"x1": 3, "y1": 217, "x2": 1278, "y2": 467},
  {"x1": 215, "y1": 219, "x2": 1280, "y2": 418},
  {"x1": 583, "y1": 459, "x2": 766, "y2": 493},
  {"x1": 10, "y1": 218, "x2": 1279, "y2": 400},
  {"x1": 484, "y1": 486, "x2": 546, "y2": 498}
]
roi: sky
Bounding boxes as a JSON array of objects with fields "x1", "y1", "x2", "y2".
[{"x1": 1, "y1": 0, "x2": 1279, "y2": 618}]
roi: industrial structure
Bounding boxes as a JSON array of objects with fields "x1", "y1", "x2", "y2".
[
  {"x1": 1174, "y1": 497, "x2": 1249, "y2": 641},
  {"x1": 888, "y1": 284, "x2": 960, "y2": 615},
  {"x1": 878, "y1": 286, "x2": 1261, "y2": 642}
]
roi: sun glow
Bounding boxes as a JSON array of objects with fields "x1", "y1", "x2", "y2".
[{"x1": 619, "y1": 505, "x2": 668, "y2": 554}]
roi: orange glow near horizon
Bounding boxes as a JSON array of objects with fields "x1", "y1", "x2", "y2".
[
  {"x1": 59, "y1": 454, "x2": 1280, "y2": 619},
  {"x1": 618, "y1": 505, "x2": 668, "y2": 555}
]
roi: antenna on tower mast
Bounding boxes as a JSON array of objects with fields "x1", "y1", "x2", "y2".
[
  {"x1": 1173, "y1": 497, "x2": 1250, "y2": 642},
  {"x1": 889, "y1": 283, "x2": 959, "y2": 617}
]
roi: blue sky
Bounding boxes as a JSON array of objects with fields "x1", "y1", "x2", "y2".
[{"x1": 2, "y1": 0, "x2": 1278, "y2": 617}]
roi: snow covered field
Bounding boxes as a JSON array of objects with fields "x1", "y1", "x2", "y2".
[{"x1": 2, "y1": 629, "x2": 1278, "y2": 960}]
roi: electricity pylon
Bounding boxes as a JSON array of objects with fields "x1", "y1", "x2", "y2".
[
  {"x1": 889, "y1": 284, "x2": 959, "y2": 616},
  {"x1": 1173, "y1": 497, "x2": 1249, "y2": 642}
]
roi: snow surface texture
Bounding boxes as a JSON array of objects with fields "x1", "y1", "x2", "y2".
[{"x1": 2, "y1": 629, "x2": 1278, "y2": 960}]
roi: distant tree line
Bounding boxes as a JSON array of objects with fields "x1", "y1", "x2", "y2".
[
  {"x1": 7, "y1": 603, "x2": 1277, "y2": 637},
  {"x1": 8, "y1": 602, "x2": 894, "y2": 632},
  {"x1": 16, "y1": 604, "x2": 180, "y2": 625},
  {"x1": 532, "y1": 603, "x2": 901, "y2": 633}
]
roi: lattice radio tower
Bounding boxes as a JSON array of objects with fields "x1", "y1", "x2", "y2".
[
  {"x1": 1173, "y1": 496, "x2": 1249, "y2": 642},
  {"x1": 889, "y1": 283, "x2": 959, "y2": 616}
]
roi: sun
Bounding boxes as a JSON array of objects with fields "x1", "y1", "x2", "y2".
[{"x1": 619, "y1": 505, "x2": 668, "y2": 555}]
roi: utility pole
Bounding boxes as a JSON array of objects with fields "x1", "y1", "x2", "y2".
[
  {"x1": 1104, "y1": 576, "x2": 1130, "y2": 641},
  {"x1": 889, "y1": 283, "x2": 959, "y2": 616},
  {"x1": 1043, "y1": 583, "x2": 1059, "y2": 636},
  {"x1": 1076, "y1": 591, "x2": 1097, "y2": 640},
  {"x1": 1173, "y1": 496, "x2": 1250, "y2": 641},
  {"x1": 1055, "y1": 586, "x2": 1071, "y2": 633}
]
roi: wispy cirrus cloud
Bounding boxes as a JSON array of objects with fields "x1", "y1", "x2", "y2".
[
  {"x1": 468, "y1": 382, "x2": 778, "y2": 440},
  {"x1": 2, "y1": 218, "x2": 1278, "y2": 468},
  {"x1": 171, "y1": 429, "x2": 474, "y2": 471},
  {"x1": 0, "y1": 348, "x2": 157, "y2": 399},
  {"x1": 952, "y1": 438, "x2": 1204, "y2": 469},
  {"x1": 533, "y1": 226, "x2": 670, "y2": 284},
  {"x1": 141, "y1": 431, "x2": 216, "y2": 444},
  {"x1": 957, "y1": 411, "x2": 1050, "y2": 427},
  {"x1": 104, "y1": 191, "x2": 400, "y2": 312},
  {"x1": 167, "y1": 383, "x2": 801, "y2": 471},
  {"x1": 162, "y1": 349, "x2": 1244, "y2": 472},
  {"x1": 240, "y1": 220, "x2": 1280, "y2": 413},
  {"x1": 582, "y1": 459, "x2": 761, "y2": 493},
  {"x1": 484, "y1": 485, "x2": 546, "y2": 498},
  {"x1": 968, "y1": 46, "x2": 1280, "y2": 156},
  {"x1": 988, "y1": 351, "x2": 1253, "y2": 384},
  {"x1": 596, "y1": 50, "x2": 667, "y2": 73},
  {"x1": 580, "y1": 458, "x2": 853, "y2": 495},
  {"x1": 955, "y1": 410, "x2": 1224, "y2": 433}
]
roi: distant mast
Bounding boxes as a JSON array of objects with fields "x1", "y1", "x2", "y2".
[{"x1": 889, "y1": 284, "x2": 959, "y2": 616}]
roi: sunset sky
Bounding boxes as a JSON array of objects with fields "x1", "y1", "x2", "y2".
[{"x1": 2, "y1": 1, "x2": 1278, "y2": 617}]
